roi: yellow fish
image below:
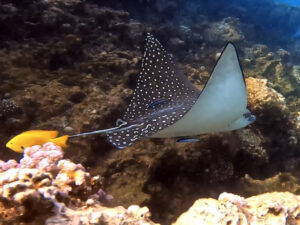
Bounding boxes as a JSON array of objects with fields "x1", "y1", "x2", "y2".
[{"x1": 6, "y1": 130, "x2": 69, "y2": 153}]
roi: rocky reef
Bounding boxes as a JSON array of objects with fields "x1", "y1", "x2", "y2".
[
  {"x1": 238, "y1": 172, "x2": 300, "y2": 196},
  {"x1": 0, "y1": 0, "x2": 300, "y2": 224}
]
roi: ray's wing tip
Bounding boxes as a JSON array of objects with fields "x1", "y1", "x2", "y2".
[
  {"x1": 226, "y1": 41, "x2": 235, "y2": 46},
  {"x1": 224, "y1": 42, "x2": 238, "y2": 53}
]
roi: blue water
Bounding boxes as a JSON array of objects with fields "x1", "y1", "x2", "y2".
[
  {"x1": 275, "y1": 0, "x2": 300, "y2": 36},
  {"x1": 275, "y1": 0, "x2": 300, "y2": 7}
]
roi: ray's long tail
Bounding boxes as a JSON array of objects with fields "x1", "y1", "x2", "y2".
[{"x1": 68, "y1": 126, "x2": 122, "y2": 138}]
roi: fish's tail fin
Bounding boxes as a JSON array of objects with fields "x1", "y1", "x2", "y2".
[{"x1": 51, "y1": 135, "x2": 69, "y2": 148}]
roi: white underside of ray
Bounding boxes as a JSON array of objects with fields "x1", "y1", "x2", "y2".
[{"x1": 152, "y1": 43, "x2": 247, "y2": 138}]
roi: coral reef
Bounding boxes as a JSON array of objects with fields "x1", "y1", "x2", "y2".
[
  {"x1": 1, "y1": 142, "x2": 300, "y2": 225},
  {"x1": 243, "y1": 45, "x2": 297, "y2": 97},
  {"x1": 46, "y1": 204, "x2": 158, "y2": 225},
  {"x1": 233, "y1": 128, "x2": 268, "y2": 175},
  {"x1": 173, "y1": 192, "x2": 300, "y2": 225},
  {"x1": 202, "y1": 17, "x2": 245, "y2": 43},
  {"x1": 102, "y1": 0, "x2": 300, "y2": 47},
  {"x1": 292, "y1": 65, "x2": 300, "y2": 84},
  {"x1": 101, "y1": 132, "x2": 268, "y2": 224},
  {"x1": 0, "y1": 143, "x2": 99, "y2": 222},
  {"x1": 0, "y1": 143, "x2": 157, "y2": 224},
  {"x1": 245, "y1": 77, "x2": 299, "y2": 163}
]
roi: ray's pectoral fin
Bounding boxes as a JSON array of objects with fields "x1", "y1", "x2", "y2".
[
  {"x1": 197, "y1": 43, "x2": 256, "y2": 131},
  {"x1": 152, "y1": 42, "x2": 255, "y2": 138},
  {"x1": 201, "y1": 42, "x2": 247, "y2": 118},
  {"x1": 106, "y1": 33, "x2": 201, "y2": 149},
  {"x1": 193, "y1": 42, "x2": 254, "y2": 131}
]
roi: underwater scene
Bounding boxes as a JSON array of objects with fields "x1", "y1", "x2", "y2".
[{"x1": 0, "y1": 0, "x2": 300, "y2": 224}]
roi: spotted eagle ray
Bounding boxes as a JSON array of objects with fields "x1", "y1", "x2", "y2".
[{"x1": 70, "y1": 33, "x2": 256, "y2": 149}]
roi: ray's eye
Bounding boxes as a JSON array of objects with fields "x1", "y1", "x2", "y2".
[{"x1": 21, "y1": 146, "x2": 24, "y2": 150}]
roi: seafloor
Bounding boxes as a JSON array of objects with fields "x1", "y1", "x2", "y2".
[{"x1": 0, "y1": 0, "x2": 300, "y2": 224}]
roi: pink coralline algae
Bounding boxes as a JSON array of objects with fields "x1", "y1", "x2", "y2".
[
  {"x1": 20, "y1": 142, "x2": 64, "y2": 171},
  {"x1": 0, "y1": 143, "x2": 98, "y2": 201},
  {"x1": 0, "y1": 159, "x2": 18, "y2": 171},
  {"x1": 0, "y1": 143, "x2": 102, "y2": 198},
  {"x1": 0, "y1": 142, "x2": 65, "y2": 172}
]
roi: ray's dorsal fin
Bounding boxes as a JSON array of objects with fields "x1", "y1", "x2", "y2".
[{"x1": 107, "y1": 33, "x2": 201, "y2": 149}]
